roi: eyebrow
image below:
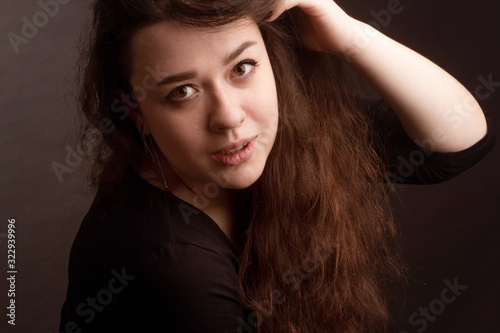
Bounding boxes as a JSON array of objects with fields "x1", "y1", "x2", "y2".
[
  {"x1": 223, "y1": 41, "x2": 257, "y2": 66},
  {"x1": 155, "y1": 71, "x2": 197, "y2": 87},
  {"x1": 155, "y1": 41, "x2": 258, "y2": 87}
]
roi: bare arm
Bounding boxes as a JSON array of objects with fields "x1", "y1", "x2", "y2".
[{"x1": 269, "y1": 0, "x2": 487, "y2": 152}]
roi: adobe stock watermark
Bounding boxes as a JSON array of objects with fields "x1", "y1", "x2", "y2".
[
  {"x1": 443, "y1": 74, "x2": 500, "y2": 129},
  {"x1": 367, "y1": 0, "x2": 412, "y2": 31},
  {"x1": 178, "y1": 169, "x2": 232, "y2": 225},
  {"x1": 386, "y1": 73, "x2": 498, "y2": 184},
  {"x1": 51, "y1": 64, "x2": 167, "y2": 183},
  {"x1": 7, "y1": 0, "x2": 73, "y2": 55},
  {"x1": 60, "y1": 267, "x2": 136, "y2": 333},
  {"x1": 400, "y1": 277, "x2": 467, "y2": 333},
  {"x1": 236, "y1": 236, "x2": 337, "y2": 332},
  {"x1": 343, "y1": 0, "x2": 408, "y2": 63},
  {"x1": 51, "y1": 121, "x2": 113, "y2": 183}
]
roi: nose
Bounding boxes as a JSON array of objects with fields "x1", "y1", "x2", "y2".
[{"x1": 208, "y1": 86, "x2": 245, "y2": 133}]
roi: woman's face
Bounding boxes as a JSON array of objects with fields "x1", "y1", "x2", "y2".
[{"x1": 129, "y1": 19, "x2": 279, "y2": 191}]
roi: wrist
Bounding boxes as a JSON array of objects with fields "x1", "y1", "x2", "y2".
[{"x1": 336, "y1": 21, "x2": 383, "y2": 63}]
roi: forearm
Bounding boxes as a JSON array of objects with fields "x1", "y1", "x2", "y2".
[
  {"x1": 270, "y1": 0, "x2": 488, "y2": 153},
  {"x1": 345, "y1": 21, "x2": 487, "y2": 153}
]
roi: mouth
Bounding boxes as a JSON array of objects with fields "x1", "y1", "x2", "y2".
[
  {"x1": 212, "y1": 136, "x2": 257, "y2": 166},
  {"x1": 220, "y1": 142, "x2": 249, "y2": 155}
]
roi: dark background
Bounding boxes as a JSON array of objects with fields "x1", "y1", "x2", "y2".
[{"x1": 0, "y1": 0, "x2": 498, "y2": 332}]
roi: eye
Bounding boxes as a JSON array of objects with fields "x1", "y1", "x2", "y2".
[
  {"x1": 168, "y1": 85, "x2": 196, "y2": 101},
  {"x1": 231, "y1": 59, "x2": 257, "y2": 77}
]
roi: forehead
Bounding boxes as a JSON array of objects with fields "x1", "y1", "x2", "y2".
[{"x1": 130, "y1": 18, "x2": 263, "y2": 73}]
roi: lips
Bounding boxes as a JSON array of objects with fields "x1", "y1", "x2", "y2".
[
  {"x1": 215, "y1": 136, "x2": 256, "y2": 154},
  {"x1": 212, "y1": 136, "x2": 257, "y2": 166},
  {"x1": 220, "y1": 142, "x2": 249, "y2": 155}
]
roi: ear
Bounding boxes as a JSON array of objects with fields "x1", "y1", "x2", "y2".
[
  {"x1": 124, "y1": 93, "x2": 151, "y2": 136},
  {"x1": 130, "y1": 108, "x2": 149, "y2": 134}
]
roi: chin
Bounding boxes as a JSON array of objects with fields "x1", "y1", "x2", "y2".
[
  {"x1": 223, "y1": 166, "x2": 264, "y2": 190},
  {"x1": 225, "y1": 176, "x2": 260, "y2": 190}
]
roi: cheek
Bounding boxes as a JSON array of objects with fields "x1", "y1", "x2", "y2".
[
  {"x1": 154, "y1": 122, "x2": 202, "y2": 154},
  {"x1": 142, "y1": 109, "x2": 203, "y2": 157},
  {"x1": 154, "y1": 129, "x2": 207, "y2": 172},
  {"x1": 247, "y1": 66, "x2": 278, "y2": 117},
  {"x1": 254, "y1": 78, "x2": 279, "y2": 129}
]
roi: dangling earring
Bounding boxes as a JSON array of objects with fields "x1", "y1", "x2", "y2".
[
  {"x1": 141, "y1": 124, "x2": 169, "y2": 191},
  {"x1": 141, "y1": 124, "x2": 155, "y2": 161}
]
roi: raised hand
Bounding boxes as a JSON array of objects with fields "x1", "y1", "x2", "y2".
[
  {"x1": 267, "y1": 0, "x2": 364, "y2": 56},
  {"x1": 268, "y1": 0, "x2": 487, "y2": 153}
]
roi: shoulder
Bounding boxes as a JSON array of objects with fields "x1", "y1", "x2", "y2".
[
  {"x1": 71, "y1": 173, "x2": 171, "y2": 263},
  {"x1": 61, "y1": 172, "x2": 244, "y2": 332},
  {"x1": 73, "y1": 171, "x2": 235, "y2": 261}
]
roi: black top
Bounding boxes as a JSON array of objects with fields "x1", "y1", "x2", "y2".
[
  {"x1": 59, "y1": 175, "x2": 244, "y2": 333},
  {"x1": 59, "y1": 101, "x2": 495, "y2": 333}
]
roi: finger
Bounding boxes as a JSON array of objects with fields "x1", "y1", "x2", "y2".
[{"x1": 266, "y1": 0, "x2": 300, "y2": 22}]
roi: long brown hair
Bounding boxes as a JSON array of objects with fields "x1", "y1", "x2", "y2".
[{"x1": 78, "y1": 0, "x2": 404, "y2": 331}]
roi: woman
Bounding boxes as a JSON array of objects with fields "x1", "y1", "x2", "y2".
[{"x1": 60, "y1": 0, "x2": 494, "y2": 332}]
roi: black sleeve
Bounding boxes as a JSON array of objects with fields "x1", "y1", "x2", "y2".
[{"x1": 359, "y1": 99, "x2": 496, "y2": 184}]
